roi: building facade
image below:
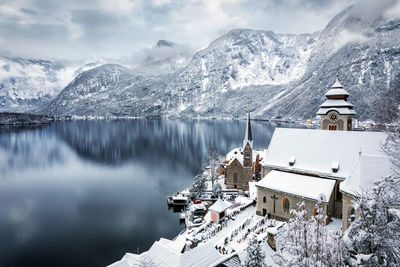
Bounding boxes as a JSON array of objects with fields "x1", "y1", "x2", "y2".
[
  {"x1": 255, "y1": 78, "x2": 391, "y2": 231},
  {"x1": 317, "y1": 76, "x2": 356, "y2": 131},
  {"x1": 225, "y1": 110, "x2": 255, "y2": 191}
]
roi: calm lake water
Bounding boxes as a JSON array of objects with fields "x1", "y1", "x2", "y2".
[{"x1": 0, "y1": 119, "x2": 282, "y2": 267}]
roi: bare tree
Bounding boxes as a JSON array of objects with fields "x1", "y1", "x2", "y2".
[{"x1": 206, "y1": 148, "x2": 223, "y2": 186}]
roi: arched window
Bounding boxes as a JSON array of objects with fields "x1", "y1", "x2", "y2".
[
  {"x1": 328, "y1": 124, "x2": 337, "y2": 130},
  {"x1": 283, "y1": 197, "x2": 290, "y2": 212},
  {"x1": 263, "y1": 196, "x2": 266, "y2": 203}
]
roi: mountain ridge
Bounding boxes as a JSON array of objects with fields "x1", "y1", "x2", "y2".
[{"x1": 3, "y1": 4, "x2": 400, "y2": 121}]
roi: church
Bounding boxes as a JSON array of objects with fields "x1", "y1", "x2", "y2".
[
  {"x1": 224, "y1": 110, "x2": 266, "y2": 191},
  {"x1": 255, "y1": 77, "x2": 392, "y2": 231}
]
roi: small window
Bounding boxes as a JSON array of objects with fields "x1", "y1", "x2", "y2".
[
  {"x1": 263, "y1": 196, "x2": 266, "y2": 203},
  {"x1": 328, "y1": 124, "x2": 337, "y2": 130},
  {"x1": 283, "y1": 197, "x2": 290, "y2": 212},
  {"x1": 233, "y1": 173, "x2": 238, "y2": 184},
  {"x1": 332, "y1": 161, "x2": 339, "y2": 173}
]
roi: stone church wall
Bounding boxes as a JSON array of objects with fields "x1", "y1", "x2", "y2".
[
  {"x1": 256, "y1": 187, "x2": 332, "y2": 221},
  {"x1": 226, "y1": 159, "x2": 244, "y2": 190}
]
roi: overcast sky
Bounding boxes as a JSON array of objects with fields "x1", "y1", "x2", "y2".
[{"x1": 0, "y1": 0, "x2": 377, "y2": 61}]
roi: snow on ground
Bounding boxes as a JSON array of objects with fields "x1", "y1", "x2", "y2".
[{"x1": 110, "y1": 202, "x2": 284, "y2": 267}]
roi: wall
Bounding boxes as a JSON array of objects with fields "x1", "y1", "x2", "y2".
[
  {"x1": 342, "y1": 192, "x2": 358, "y2": 231},
  {"x1": 256, "y1": 187, "x2": 332, "y2": 221}
]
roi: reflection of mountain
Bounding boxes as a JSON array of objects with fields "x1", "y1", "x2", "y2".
[
  {"x1": 53, "y1": 119, "x2": 276, "y2": 171},
  {"x1": 0, "y1": 127, "x2": 65, "y2": 175}
]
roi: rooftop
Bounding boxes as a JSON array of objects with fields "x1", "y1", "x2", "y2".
[
  {"x1": 340, "y1": 154, "x2": 392, "y2": 197},
  {"x1": 263, "y1": 128, "x2": 387, "y2": 179},
  {"x1": 256, "y1": 170, "x2": 336, "y2": 202}
]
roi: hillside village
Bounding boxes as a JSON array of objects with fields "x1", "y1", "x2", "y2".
[{"x1": 110, "y1": 77, "x2": 394, "y2": 267}]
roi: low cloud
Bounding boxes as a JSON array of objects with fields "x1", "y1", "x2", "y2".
[{"x1": 0, "y1": 0, "x2": 397, "y2": 61}]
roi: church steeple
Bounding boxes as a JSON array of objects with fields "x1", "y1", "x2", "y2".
[
  {"x1": 317, "y1": 74, "x2": 356, "y2": 131},
  {"x1": 243, "y1": 106, "x2": 253, "y2": 148}
]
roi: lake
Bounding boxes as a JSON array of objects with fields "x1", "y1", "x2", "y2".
[{"x1": 0, "y1": 119, "x2": 282, "y2": 267}]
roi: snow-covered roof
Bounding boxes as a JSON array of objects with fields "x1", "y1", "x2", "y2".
[
  {"x1": 256, "y1": 170, "x2": 336, "y2": 202},
  {"x1": 316, "y1": 107, "x2": 356, "y2": 115},
  {"x1": 226, "y1": 148, "x2": 244, "y2": 166},
  {"x1": 339, "y1": 154, "x2": 392, "y2": 197},
  {"x1": 263, "y1": 128, "x2": 387, "y2": 179},
  {"x1": 330, "y1": 78, "x2": 344, "y2": 89},
  {"x1": 319, "y1": 99, "x2": 353, "y2": 108},
  {"x1": 209, "y1": 198, "x2": 231, "y2": 213},
  {"x1": 325, "y1": 88, "x2": 349, "y2": 96},
  {"x1": 226, "y1": 148, "x2": 267, "y2": 166}
]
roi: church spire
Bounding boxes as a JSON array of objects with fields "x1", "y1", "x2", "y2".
[{"x1": 243, "y1": 105, "x2": 253, "y2": 148}]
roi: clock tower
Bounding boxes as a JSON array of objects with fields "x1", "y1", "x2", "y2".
[{"x1": 317, "y1": 76, "x2": 356, "y2": 131}]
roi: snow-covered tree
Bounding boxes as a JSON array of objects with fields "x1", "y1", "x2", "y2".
[
  {"x1": 189, "y1": 173, "x2": 207, "y2": 198},
  {"x1": 205, "y1": 148, "x2": 223, "y2": 186},
  {"x1": 374, "y1": 74, "x2": 400, "y2": 123},
  {"x1": 344, "y1": 122, "x2": 400, "y2": 266},
  {"x1": 274, "y1": 197, "x2": 346, "y2": 266},
  {"x1": 244, "y1": 234, "x2": 265, "y2": 267},
  {"x1": 274, "y1": 201, "x2": 310, "y2": 266},
  {"x1": 211, "y1": 182, "x2": 222, "y2": 198},
  {"x1": 343, "y1": 176, "x2": 400, "y2": 266}
]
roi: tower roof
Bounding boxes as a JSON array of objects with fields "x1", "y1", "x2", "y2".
[
  {"x1": 243, "y1": 108, "x2": 253, "y2": 148},
  {"x1": 317, "y1": 76, "x2": 356, "y2": 116},
  {"x1": 325, "y1": 77, "x2": 349, "y2": 97}
]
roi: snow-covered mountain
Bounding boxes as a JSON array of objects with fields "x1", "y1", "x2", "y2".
[
  {"x1": 39, "y1": 64, "x2": 171, "y2": 117},
  {"x1": 23, "y1": 4, "x2": 400, "y2": 120},
  {"x1": 0, "y1": 56, "x2": 71, "y2": 111},
  {"x1": 0, "y1": 56, "x2": 103, "y2": 112}
]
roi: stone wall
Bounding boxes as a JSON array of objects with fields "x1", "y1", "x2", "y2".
[
  {"x1": 342, "y1": 192, "x2": 358, "y2": 231},
  {"x1": 256, "y1": 187, "x2": 334, "y2": 221}
]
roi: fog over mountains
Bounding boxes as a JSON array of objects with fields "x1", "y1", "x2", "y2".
[{"x1": 1, "y1": 4, "x2": 399, "y2": 120}]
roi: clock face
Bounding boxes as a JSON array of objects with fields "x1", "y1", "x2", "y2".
[{"x1": 329, "y1": 112, "x2": 338, "y2": 121}]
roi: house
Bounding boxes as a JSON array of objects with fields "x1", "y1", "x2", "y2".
[
  {"x1": 225, "y1": 110, "x2": 267, "y2": 190},
  {"x1": 255, "y1": 77, "x2": 392, "y2": 230},
  {"x1": 209, "y1": 199, "x2": 231, "y2": 223}
]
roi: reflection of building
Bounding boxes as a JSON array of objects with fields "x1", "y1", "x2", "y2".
[
  {"x1": 225, "y1": 110, "x2": 266, "y2": 190},
  {"x1": 256, "y1": 78, "x2": 392, "y2": 231}
]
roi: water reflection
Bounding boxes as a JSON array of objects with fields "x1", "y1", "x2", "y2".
[{"x1": 0, "y1": 119, "x2": 277, "y2": 267}]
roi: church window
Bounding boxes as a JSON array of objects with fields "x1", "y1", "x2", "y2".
[
  {"x1": 245, "y1": 153, "x2": 250, "y2": 158},
  {"x1": 263, "y1": 196, "x2": 266, "y2": 203},
  {"x1": 233, "y1": 173, "x2": 238, "y2": 184},
  {"x1": 283, "y1": 197, "x2": 290, "y2": 212},
  {"x1": 328, "y1": 124, "x2": 337, "y2": 130}
]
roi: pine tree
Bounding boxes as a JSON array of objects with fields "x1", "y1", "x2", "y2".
[
  {"x1": 189, "y1": 173, "x2": 207, "y2": 198},
  {"x1": 244, "y1": 234, "x2": 266, "y2": 267}
]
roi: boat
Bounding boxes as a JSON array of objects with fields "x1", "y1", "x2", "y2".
[{"x1": 167, "y1": 194, "x2": 189, "y2": 206}]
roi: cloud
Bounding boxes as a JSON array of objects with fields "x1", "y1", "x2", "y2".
[
  {"x1": 0, "y1": 0, "x2": 396, "y2": 61},
  {"x1": 335, "y1": 29, "x2": 368, "y2": 50}
]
